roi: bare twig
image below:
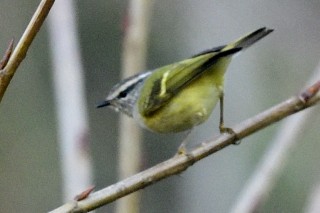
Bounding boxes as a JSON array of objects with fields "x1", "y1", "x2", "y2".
[
  {"x1": 230, "y1": 65, "x2": 320, "y2": 213},
  {"x1": 0, "y1": 0, "x2": 55, "y2": 103},
  {"x1": 74, "y1": 186, "x2": 95, "y2": 202},
  {"x1": 50, "y1": 81, "x2": 320, "y2": 212},
  {"x1": 0, "y1": 39, "x2": 14, "y2": 69},
  {"x1": 117, "y1": 1, "x2": 154, "y2": 212}
]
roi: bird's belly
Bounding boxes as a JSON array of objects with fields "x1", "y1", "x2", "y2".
[{"x1": 137, "y1": 80, "x2": 223, "y2": 133}]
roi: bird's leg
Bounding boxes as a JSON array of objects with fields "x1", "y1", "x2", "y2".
[
  {"x1": 219, "y1": 92, "x2": 232, "y2": 133},
  {"x1": 176, "y1": 129, "x2": 193, "y2": 155},
  {"x1": 219, "y1": 92, "x2": 239, "y2": 143}
]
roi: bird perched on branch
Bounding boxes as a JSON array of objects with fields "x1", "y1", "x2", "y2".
[{"x1": 98, "y1": 27, "x2": 273, "y2": 140}]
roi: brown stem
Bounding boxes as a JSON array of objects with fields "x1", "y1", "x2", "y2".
[
  {"x1": 0, "y1": 39, "x2": 14, "y2": 69},
  {"x1": 0, "y1": 0, "x2": 55, "y2": 103}
]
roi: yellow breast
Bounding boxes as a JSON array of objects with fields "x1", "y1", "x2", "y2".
[{"x1": 134, "y1": 73, "x2": 224, "y2": 133}]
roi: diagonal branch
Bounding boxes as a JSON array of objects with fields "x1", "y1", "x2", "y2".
[
  {"x1": 50, "y1": 81, "x2": 320, "y2": 212},
  {"x1": 0, "y1": 0, "x2": 55, "y2": 103},
  {"x1": 230, "y1": 65, "x2": 320, "y2": 213}
]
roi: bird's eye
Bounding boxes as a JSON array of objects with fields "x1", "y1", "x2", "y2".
[{"x1": 119, "y1": 91, "x2": 127, "y2": 98}]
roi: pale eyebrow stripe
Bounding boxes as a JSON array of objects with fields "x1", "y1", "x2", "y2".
[{"x1": 107, "y1": 72, "x2": 151, "y2": 99}]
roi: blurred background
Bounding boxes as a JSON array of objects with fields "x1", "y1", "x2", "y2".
[{"x1": 1, "y1": 0, "x2": 320, "y2": 212}]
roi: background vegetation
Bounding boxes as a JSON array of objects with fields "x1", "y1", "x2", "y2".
[{"x1": 1, "y1": 0, "x2": 320, "y2": 212}]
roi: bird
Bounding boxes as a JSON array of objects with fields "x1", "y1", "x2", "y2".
[{"x1": 97, "y1": 27, "x2": 273, "y2": 139}]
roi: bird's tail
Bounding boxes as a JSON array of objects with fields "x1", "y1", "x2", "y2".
[
  {"x1": 223, "y1": 27, "x2": 273, "y2": 51},
  {"x1": 191, "y1": 27, "x2": 273, "y2": 58}
]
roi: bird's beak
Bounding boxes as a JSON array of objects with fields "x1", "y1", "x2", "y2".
[{"x1": 96, "y1": 100, "x2": 110, "y2": 108}]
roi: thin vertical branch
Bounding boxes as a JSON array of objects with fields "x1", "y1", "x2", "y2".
[
  {"x1": 304, "y1": 184, "x2": 320, "y2": 213},
  {"x1": 0, "y1": 0, "x2": 54, "y2": 102},
  {"x1": 117, "y1": 0, "x2": 154, "y2": 212},
  {"x1": 230, "y1": 63, "x2": 320, "y2": 213},
  {"x1": 47, "y1": 0, "x2": 93, "y2": 201}
]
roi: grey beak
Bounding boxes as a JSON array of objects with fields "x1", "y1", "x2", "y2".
[{"x1": 96, "y1": 100, "x2": 110, "y2": 108}]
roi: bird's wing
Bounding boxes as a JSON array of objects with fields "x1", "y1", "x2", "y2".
[
  {"x1": 191, "y1": 45, "x2": 226, "y2": 58},
  {"x1": 139, "y1": 47, "x2": 241, "y2": 116}
]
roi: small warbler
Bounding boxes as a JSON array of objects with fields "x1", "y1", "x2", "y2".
[{"x1": 98, "y1": 27, "x2": 273, "y2": 137}]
